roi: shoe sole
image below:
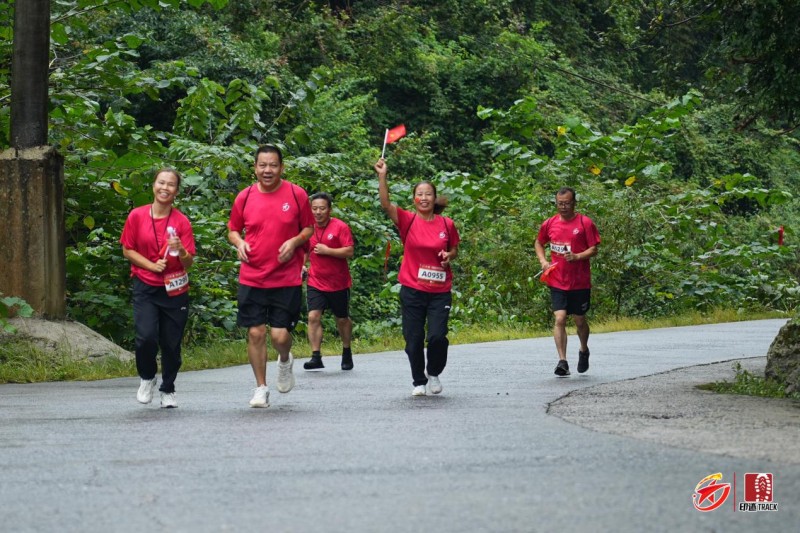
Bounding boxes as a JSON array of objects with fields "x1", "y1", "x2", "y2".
[
  {"x1": 303, "y1": 367, "x2": 325, "y2": 372},
  {"x1": 341, "y1": 365, "x2": 353, "y2": 371},
  {"x1": 249, "y1": 402, "x2": 270, "y2": 408},
  {"x1": 160, "y1": 404, "x2": 178, "y2": 409}
]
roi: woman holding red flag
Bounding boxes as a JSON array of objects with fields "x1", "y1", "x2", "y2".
[
  {"x1": 120, "y1": 168, "x2": 196, "y2": 408},
  {"x1": 374, "y1": 158, "x2": 460, "y2": 396}
]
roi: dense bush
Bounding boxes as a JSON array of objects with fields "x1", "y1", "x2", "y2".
[{"x1": 1, "y1": 1, "x2": 797, "y2": 349}]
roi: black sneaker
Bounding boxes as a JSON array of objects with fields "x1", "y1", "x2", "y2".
[
  {"x1": 577, "y1": 350, "x2": 590, "y2": 373},
  {"x1": 554, "y1": 359, "x2": 570, "y2": 377},
  {"x1": 303, "y1": 355, "x2": 324, "y2": 371},
  {"x1": 341, "y1": 353, "x2": 354, "y2": 371}
]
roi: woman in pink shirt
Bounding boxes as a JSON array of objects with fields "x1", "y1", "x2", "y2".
[
  {"x1": 120, "y1": 168, "x2": 196, "y2": 408},
  {"x1": 374, "y1": 158, "x2": 460, "y2": 396}
]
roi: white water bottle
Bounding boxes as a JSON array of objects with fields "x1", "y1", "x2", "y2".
[{"x1": 166, "y1": 226, "x2": 180, "y2": 257}]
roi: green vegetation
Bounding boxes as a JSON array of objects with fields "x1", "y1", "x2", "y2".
[
  {"x1": 1, "y1": 2, "x2": 798, "y2": 375},
  {"x1": 698, "y1": 362, "x2": 800, "y2": 400}
]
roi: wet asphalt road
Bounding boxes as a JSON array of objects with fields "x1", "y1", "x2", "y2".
[{"x1": 0, "y1": 319, "x2": 797, "y2": 532}]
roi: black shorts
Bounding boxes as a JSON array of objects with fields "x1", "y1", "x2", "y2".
[
  {"x1": 550, "y1": 287, "x2": 591, "y2": 316},
  {"x1": 237, "y1": 285, "x2": 301, "y2": 330},
  {"x1": 307, "y1": 286, "x2": 350, "y2": 319}
]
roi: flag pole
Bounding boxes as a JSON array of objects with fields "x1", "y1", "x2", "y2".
[{"x1": 381, "y1": 128, "x2": 389, "y2": 159}]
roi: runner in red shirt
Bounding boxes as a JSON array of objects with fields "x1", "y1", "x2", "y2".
[
  {"x1": 535, "y1": 187, "x2": 600, "y2": 377},
  {"x1": 374, "y1": 158, "x2": 460, "y2": 396},
  {"x1": 301, "y1": 192, "x2": 356, "y2": 371},
  {"x1": 120, "y1": 168, "x2": 196, "y2": 408},
  {"x1": 227, "y1": 145, "x2": 314, "y2": 407}
]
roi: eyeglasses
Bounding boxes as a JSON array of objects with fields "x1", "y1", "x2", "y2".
[{"x1": 556, "y1": 201, "x2": 574, "y2": 207}]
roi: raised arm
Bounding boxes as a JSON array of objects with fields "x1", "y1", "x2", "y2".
[{"x1": 374, "y1": 158, "x2": 399, "y2": 226}]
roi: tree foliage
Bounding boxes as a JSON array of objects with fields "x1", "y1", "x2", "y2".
[{"x1": 0, "y1": 0, "x2": 797, "y2": 348}]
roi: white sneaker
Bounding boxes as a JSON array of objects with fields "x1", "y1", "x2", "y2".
[
  {"x1": 277, "y1": 353, "x2": 296, "y2": 393},
  {"x1": 428, "y1": 375, "x2": 442, "y2": 394},
  {"x1": 412, "y1": 385, "x2": 427, "y2": 396},
  {"x1": 249, "y1": 385, "x2": 270, "y2": 408},
  {"x1": 136, "y1": 378, "x2": 157, "y2": 404},
  {"x1": 160, "y1": 392, "x2": 177, "y2": 408}
]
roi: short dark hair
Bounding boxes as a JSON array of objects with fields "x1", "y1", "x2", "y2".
[
  {"x1": 310, "y1": 192, "x2": 333, "y2": 208},
  {"x1": 556, "y1": 187, "x2": 576, "y2": 201},
  {"x1": 255, "y1": 144, "x2": 283, "y2": 164}
]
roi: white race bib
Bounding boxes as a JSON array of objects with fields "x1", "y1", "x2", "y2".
[
  {"x1": 418, "y1": 264, "x2": 446, "y2": 285},
  {"x1": 164, "y1": 270, "x2": 189, "y2": 296}
]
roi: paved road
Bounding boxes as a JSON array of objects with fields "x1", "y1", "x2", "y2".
[{"x1": 1, "y1": 319, "x2": 797, "y2": 532}]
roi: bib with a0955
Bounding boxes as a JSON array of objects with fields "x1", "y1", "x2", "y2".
[
  {"x1": 164, "y1": 269, "x2": 189, "y2": 297},
  {"x1": 417, "y1": 264, "x2": 446, "y2": 286}
]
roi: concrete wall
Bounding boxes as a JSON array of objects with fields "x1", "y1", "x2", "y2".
[{"x1": 0, "y1": 147, "x2": 65, "y2": 318}]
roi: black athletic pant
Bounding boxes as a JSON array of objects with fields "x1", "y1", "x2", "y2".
[
  {"x1": 132, "y1": 278, "x2": 189, "y2": 393},
  {"x1": 399, "y1": 286, "x2": 452, "y2": 387}
]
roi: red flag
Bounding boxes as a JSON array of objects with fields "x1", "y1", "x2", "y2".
[
  {"x1": 385, "y1": 124, "x2": 406, "y2": 144},
  {"x1": 383, "y1": 240, "x2": 391, "y2": 279},
  {"x1": 539, "y1": 262, "x2": 558, "y2": 283}
]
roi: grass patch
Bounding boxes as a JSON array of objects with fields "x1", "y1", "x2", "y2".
[
  {"x1": 0, "y1": 339, "x2": 136, "y2": 383},
  {"x1": 0, "y1": 309, "x2": 790, "y2": 385},
  {"x1": 697, "y1": 362, "x2": 800, "y2": 400}
]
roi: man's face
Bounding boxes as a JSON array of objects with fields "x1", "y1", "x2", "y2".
[
  {"x1": 254, "y1": 151, "x2": 283, "y2": 192},
  {"x1": 311, "y1": 198, "x2": 331, "y2": 226},
  {"x1": 556, "y1": 192, "x2": 575, "y2": 217}
]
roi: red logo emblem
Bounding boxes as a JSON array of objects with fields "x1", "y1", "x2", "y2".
[
  {"x1": 744, "y1": 473, "x2": 773, "y2": 502},
  {"x1": 692, "y1": 473, "x2": 731, "y2": 512}
]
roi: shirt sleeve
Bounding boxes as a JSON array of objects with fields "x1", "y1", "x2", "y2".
[
  {"x1": 120, "y1": 209, "x2": 139, "y2": 250},
  {"x1": 536, "y1": 218, "x2": 551, "y2": 245}
]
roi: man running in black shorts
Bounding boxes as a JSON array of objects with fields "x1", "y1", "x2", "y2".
[
  {"x1": 534, "y1": 187, "x2": 600, "y2": 377},
  {"x1": 302, "y1": 192, "x2": 356, "y2": 371}
]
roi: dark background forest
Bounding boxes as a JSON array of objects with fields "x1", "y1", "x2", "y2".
[{"x1": 1, "y1": 0, "x2": 798, "y2": 348}]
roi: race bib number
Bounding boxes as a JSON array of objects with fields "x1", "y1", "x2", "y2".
[
  {"x1": 164, "y1": 270, "x2": 189, "y2": 297},
  {"x1": 550, "y1": 242, "x2": 571, "y2": 255},
  {"x1": 418, "y1": 264, "x2": 446, "y2": 286}
]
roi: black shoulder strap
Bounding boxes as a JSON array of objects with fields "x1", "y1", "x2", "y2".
[
  {"x1": 240, "y1": 184, "x2": 255, "y2": 214},
  {"x1": 401, "y1": 213, "x2": 417, "y2": 242},
  {"x1": 442, "y1": 216, "x2": 451, "y2": 252},
  {"x1": 289, "y1": 182, "x2": 302, "y2": 232}
]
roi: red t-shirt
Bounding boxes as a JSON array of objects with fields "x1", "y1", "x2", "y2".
[
  {"x1": 120, "y1": 205, "x2": 196, "y2": 287},
  {"x1": 396, "y1": 207, "x2": 460, "y2": 293},
  {"x1": 536, "y1": 213, "x2": 600, "y2": 290},
  {"x1": 227, "y1": 180, "x2": 314, "y2": 289},
  {"x1": 307, "y1": 217, "x2": 354, "y2": 292}
]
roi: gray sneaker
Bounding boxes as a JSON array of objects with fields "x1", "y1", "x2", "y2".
[
  {"x1": 428, "y1": 375, "x2": 442, "y2": 394},
  {"x1": 249, "y1": 385, "x2": 270, "y2": 407},
  {"x1": 277, "y1": 353, "x2": 296, "y2": 393},
  {"x1": 136, "y1": 378, "x2": 157, "y2": 404},
  {"x1": 160, "y1": 392, "x2": 177, "y2": 408}
]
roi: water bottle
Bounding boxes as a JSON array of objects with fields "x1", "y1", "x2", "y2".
[{"x1": 166, "y1": 226, "x2": 180, "y2": 257}]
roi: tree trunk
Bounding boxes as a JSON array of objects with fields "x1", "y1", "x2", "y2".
[{"x1": 10, "y1": 0, "x2": 51, "y2": 148}]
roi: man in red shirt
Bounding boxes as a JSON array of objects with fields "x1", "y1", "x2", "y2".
[
  {"x1": 228, "y1": 145, "x2": 314, "y2": 407},
  {"x1": 302, "y1": 192, "x2": 356, "y2": 371},
  {"x1": 535, "y1": 187, "x2": 600, "y2": 377}
]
